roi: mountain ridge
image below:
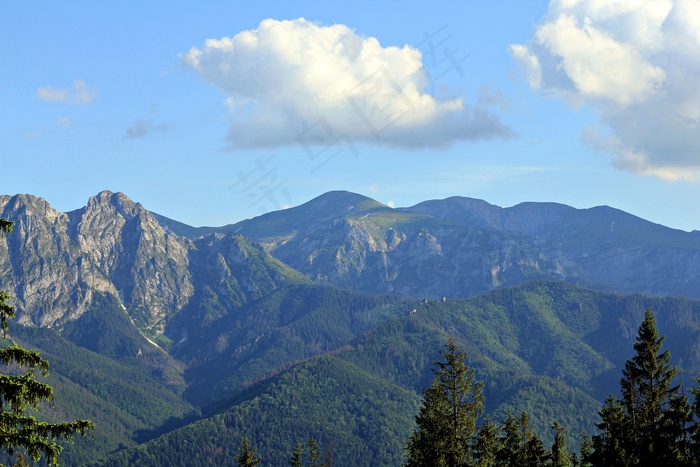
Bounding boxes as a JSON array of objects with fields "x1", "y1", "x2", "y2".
[
  {"x1": 3, "y1": 189, "x2": 700, "y2": 335},
  {"x1": 2, "y1": 190, "x2": 700, "y2": 465}
]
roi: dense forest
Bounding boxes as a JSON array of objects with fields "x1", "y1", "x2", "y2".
[
  {"x1": 3, "y1": 280, "x2": 700, "y2": 465},
  {"x1": 403, "y1": 310, "x2": 700, "y2": 466}
]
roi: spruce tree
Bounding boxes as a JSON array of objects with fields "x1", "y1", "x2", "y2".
[
  {"x1": 518, "y1": 411, "x2": 547, "y2": 467},
  {"x1": 690, "y1": 377, "x2": 700, "y2": 466},
  {"x1": 591, "y1": 395, "x2": 633, "y2": 466},
  {"x1": 288, "y1": 442, "x2": 303, "y2": 467},
  {"x1": 550, "y1": 422, "x2": 573, "y2": 467},
  {"x1": 591, "y1": 309, "x2": 691, "y2": 466},
  {"x1": 405, "y1": 338, "x2": 484, "y2": 467},
  {"x1": 497, "y1": 410, "x2": 523, "y2": 467},
  {"x1": 235, "y1": 437, "x2": 261, "y2": 467},
  {"x1": 578, "y1": 432, "x2": 593, "y2": 467},
  {"x1": 0, "y1": 219, "x2": 94, "y2": 466},
  {"x1": 308, "y1": 438, "x2": 321, "y2": 467},
  {"x1": 473, "y1": 415, "x2": 500, "y2": 467}
]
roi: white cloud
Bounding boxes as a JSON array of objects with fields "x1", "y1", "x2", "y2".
[
  {"x1": 512, "y1": 0, "x2": 700, "y2": 180},
  {"x1": 36, "y1": 80, "x2": 97, "y2": 104},
  {"x1": 181, "y1": 18, "x2": 513, "y2": 150}
]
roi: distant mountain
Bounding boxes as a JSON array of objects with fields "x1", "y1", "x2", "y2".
[
  {"x1": 164, "y1": 190, "x2": 700, "y2": 300},
  {"x1": 408, "y1": 196, "x2": 700, "y2": 298},
  {"x1": 3, "y1": 190, "x2": 700, "y2": 465},
  {"x1": 4, "y1": 189, "x2": 698, "y2": 338}
]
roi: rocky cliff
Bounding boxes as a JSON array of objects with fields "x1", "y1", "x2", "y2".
[{"x1": 0, "y1": 191, "x2": 302, "y2": 336}]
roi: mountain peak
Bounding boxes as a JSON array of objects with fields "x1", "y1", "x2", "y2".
[
  {"x1": 0, "y1": 193, "x2": 65, "y2": 224},
  {"x1": 310, "y1": 190, "x2": 386, "y2": 205},
  {"x1": 86, "y1": 191, "x2": 145, "y2": 220},
  {"x1": 229, "y1": 190, "x2": 388, "y2": 241}
]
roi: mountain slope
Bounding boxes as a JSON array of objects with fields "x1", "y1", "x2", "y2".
[
  {"x1": 3, "y1": 321, "x2": 194, "y2": 465},
  {"x1": 187, "y1": 190, "x2": 700, "y2": 300},
  {"x1": 174, "y1": 284, "x2": 402, "y2": 407},
  {"x1": 89, "y1": 355, "x2": 421, "y2": 467},
  {"x1": 409, "y1": 197, "x2": 700, "y2": 298},
  {"x1": 89, "y1": 280, "x2": 700, "y2": 466},
  {"x1": 0, "y1": 191, "x2": 307, "y2": 341},
  {"x1": 4, "y1": 189, "x2": 700, "y2": 335}
]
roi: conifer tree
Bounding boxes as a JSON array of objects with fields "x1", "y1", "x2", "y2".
[
  {"x1": 308, "y1": 438, "x2": 321, "y2": 467},
  {"x1": 405, "y1": 338, "x2": 484, "y2": 467},
  {"x1": 578, "y1": 432, "x2": 593, "y2": 467},
  {"x1": 322, "y1": 440, "x2": 332, "y2": 467},
  {"x1": 518, "y1": 411, "x2": 547, "y2": 467},
  {"x1": 0, "y1": 219, "x2": 94, "y2": 466},
  {"x1": 473, "y1": 415, "x2": 500, "y2": 467},
  {"x1": 591, "y1": 309, "x2": 692, "y2": 466},
  {"x1": 661, "y1": 390, "x2": 691, "y2": 464},
  {"x1": 550, "y1": 422, "x2": 573, "y2": 467},
  {"x1": 690, "y1": 378, "x2": 700, "y2": 466},
  {"x1": 591, "y1": 395, "x2": 633, "y2": 466},
  {"x1": 235, "y1": 437, "x2": 261, "y2": 467},
  {"x1": 288, "y1": 443, "x2": 303, "y2": 467},
  {"x1": 497, "y1": 410, "x2": 523, "y2": 467}
]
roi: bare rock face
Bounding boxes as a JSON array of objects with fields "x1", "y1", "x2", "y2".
[
  {"x1": 70, "y1": 191, "x2": 194, "y2": 333},
  {"x1": 0, "y1": 191, "x2": 305, "y2": 337},
  {"x1": 270, "y1": 213, "x2": 569, "y2": 298},
  {"x1": 3, "y1": 188, "x2": 700, "y2": 338},
  {"x1": 1, "y1": 191, "x2": 195, "y2": 332},
  {"x1": 0, "y1": 194, "x2": 115, "y2": 327}
]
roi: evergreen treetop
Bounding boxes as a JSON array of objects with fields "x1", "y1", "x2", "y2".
[{"x1": 0, "y1": 218, "x2": 94, "y2": 466}]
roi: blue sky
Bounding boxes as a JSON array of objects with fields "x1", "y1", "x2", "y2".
[{"x1": 2, "y1": 1, "x2": 700, "y2": 231}]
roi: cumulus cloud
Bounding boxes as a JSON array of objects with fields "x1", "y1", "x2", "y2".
[
  {"x1": 180, "y1": 18, "x2": 513, "y2": 150},
  {"x1": 512, "y1": 0, "x2": 700, "y2": 180},
  {"x1": 36, "y1": 80, "x2": 97, "y2": 104}
]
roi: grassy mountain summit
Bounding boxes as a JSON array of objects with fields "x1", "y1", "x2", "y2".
[{"x1": 159, "y1": 190, "x2": 700, "y2": 300}]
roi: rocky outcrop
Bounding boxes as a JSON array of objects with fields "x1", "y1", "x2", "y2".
[
  {"x1": 0, "y1": 191, "x2": 301, "y2": 336},
  {"x1": 0, "y1": 194, "x2": 111, "y2": 327},
  {"x1": 70, "y1": 191, "x2": 194, "y2": 332}
]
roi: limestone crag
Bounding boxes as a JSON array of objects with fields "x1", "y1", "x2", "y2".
[{"x1": 0, "y1": 191, "x2": 299, "y2": 336}]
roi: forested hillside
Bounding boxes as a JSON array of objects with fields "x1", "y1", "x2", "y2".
[
  {"x1": 85, "y1": 281, "x2": 700, "y2": 466},
  {"x1": 2, "y1": 193, "x2": 700, "y2": 465}
]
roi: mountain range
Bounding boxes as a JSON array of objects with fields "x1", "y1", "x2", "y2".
[{"x1": 1, "y1": 190, "x2": 700, "y2": 465}]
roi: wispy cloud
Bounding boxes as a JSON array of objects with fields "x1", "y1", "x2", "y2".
[
  {"x1": 124, "y1": 105, "x2": 172, "y2": 139},
  {"x1": 36, "y1": 80, "x2": 97, "y2": 105},
  {"x1": 181, "y1": 18, "x2": 513, "y2": 150},
  {"x1": 511, "y1": 0, "x2": 700, "y2": 181},
  {"x1": 124, "y1": 119, "x2": 170, "y2": 139}
]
